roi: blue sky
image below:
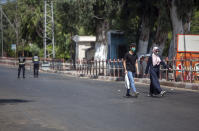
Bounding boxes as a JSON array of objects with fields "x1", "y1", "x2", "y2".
[
  {"x1": 1, "y1": 0, "x2": 7, "y2": 4},
  {"x1": 1, "y1": 0, "x2": 15, "y2": 4}
]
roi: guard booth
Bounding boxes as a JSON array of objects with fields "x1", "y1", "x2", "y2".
[
  {"x1": 73, "y1": 35, "x2": 96, "y2": 62},
  {"x1": 175, "y1": 34, "x2": 199, "y2": 82}
]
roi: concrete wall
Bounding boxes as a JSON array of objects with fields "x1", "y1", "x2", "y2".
[{"x1": 77, "y1": 42, "x2": 93, "y2": 60}]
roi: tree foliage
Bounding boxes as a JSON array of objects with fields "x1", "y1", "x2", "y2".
[{"x1": 1, "y1": 0, "x2": 199, "y2": 58}]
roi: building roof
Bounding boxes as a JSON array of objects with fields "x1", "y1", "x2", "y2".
[{"x1": 73, "y1": 35, "x2": 96, "y2": 42}]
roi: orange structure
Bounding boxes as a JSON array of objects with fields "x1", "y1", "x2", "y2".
[{"x1": 175, "y1": 34, "x2": 199, "y2": 82}]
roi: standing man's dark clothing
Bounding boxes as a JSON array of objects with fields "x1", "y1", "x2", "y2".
[
  {"x1": 18, "y1": 56, "x2": 26, "y2": 78},
  {"x1": 32, "y1": 55, "x2": 40, "y2": 77}
]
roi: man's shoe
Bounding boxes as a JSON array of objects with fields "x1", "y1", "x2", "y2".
[
  {"x1": 160, "y1": 91, "x2": 166, "y2": 96},
  {"x1": 135, "y1": 92, "x2": 139, "y2": 97},
  {"x1": 126, "y1": 94, "x2": 132, "y2": 97}
]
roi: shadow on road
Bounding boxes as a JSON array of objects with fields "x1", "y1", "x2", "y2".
[{"x1": 0, "y1": 99, "x2": 33, "y2": 105}]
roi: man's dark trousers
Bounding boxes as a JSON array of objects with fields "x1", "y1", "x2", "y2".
[
  {"x1": 34, "y1": 63, "x2": 39, "y2": 77},
  {"x1": 18, "y1": 65, "x2": 25, "y2": 78}
]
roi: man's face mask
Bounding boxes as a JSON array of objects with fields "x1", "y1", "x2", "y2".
[{"x1": 131, "y1": 47, "x2": 136, "y2": 52}]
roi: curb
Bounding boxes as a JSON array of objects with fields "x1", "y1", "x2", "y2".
[
  {"x1": 159, "y1": 81, "x2": 199, "y2": 90},
  {"x1": 41, "y1": 69, "x2": 199, "y2": 91},
  {"x1": 134, "y1": 78, "x2": 199, "y2": 90}
]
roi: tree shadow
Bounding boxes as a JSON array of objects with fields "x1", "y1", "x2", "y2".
[{"x1": 0, "y1": 99, "x2": 33, "y2": 105}]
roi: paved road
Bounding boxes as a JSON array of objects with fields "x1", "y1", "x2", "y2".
[{"x1": 0, "y1": 65, "x2": 199, "y2": 131}]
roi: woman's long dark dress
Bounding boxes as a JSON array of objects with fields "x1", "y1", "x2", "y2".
[{"x1": 145, "y1": 56, "x2": 169, "y2": 95}]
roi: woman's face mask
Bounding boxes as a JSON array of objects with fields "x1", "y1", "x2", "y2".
[
  {"x1": 131, "y1": 47, "x2": 136, "y2": 52},
  {"x1": 154, "y1": 50, "x2": 160, "y2": 55}
]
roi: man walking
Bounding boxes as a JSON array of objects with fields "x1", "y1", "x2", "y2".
[
  {"x1": 32, "y1": 53, "x2": 40, "y2": 78},
  {"x1": 18, "y1": 53, "x2": 26, "y2": 78},
  {"x1": 123, "y1": 43, "x2": 140, "y2": 97}
]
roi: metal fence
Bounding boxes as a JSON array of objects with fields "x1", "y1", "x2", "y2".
[
  {"x1": 1, "y1": 57, "x2": 199, "y2": 83},
  {"x1": 159, "y1": 58, "x2": 199, "y2": 83},
  {"x1": 0, "y1": 57, "x2": 74, "y2": 71},
  {"x1": 76, "y1": 59, "x2": 124, "y2": 77},
  {"x1": 75, "y1": 58, "x2": 199, "y2": 83},
  {"x1": 41, "y1": 59, "x2": 74, "y2": 71}
]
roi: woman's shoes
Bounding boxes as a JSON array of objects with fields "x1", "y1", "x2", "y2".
[
  {"x1": 147, "y1": 91, "x2": 166, "y2": 97},
  {"x1": 160, "y1": 91, "x2": 166, "y2": 96},
  {"x1": 147, "y1": 93, "x2": 153, "y2": 97}
]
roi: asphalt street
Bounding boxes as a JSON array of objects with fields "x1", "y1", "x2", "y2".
[{"x1": 0, "y1": 65, "x2": 199, "y2": 131}]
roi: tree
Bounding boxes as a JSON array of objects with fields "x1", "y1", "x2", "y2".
[
  {"x1": 150, "y1": 0, "x2": 171, "y2": 55},
  {"x1": 2, "y1": 0, "x2": 199, "y2": 60},
  {"x1": 190, "y1": 10, "x2": 199, "y2": 34},
  {"x1": 55, "y1": 0, "x2": 83, "y2": 60},
  {"x1": 167, "y1": 0, "x2": 194, "y2": 59},
  {"x1": 17, "y1": 0, "x2": 43, "y2": 48},
  {"x1": 78, "y1": 0, "x2": 120, "y2": 60},
  {"x1": 113, "y1": 0, "x2": 141, "y2": 46},
  {"x1": 134, "y1": 0, "x2": 157, "y2": 56},
  {"x1": 1, "y1": 1, "x2": 17, "y2": 57}
]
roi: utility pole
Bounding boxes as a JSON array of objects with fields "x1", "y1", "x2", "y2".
[
  {"x1": 44, "y1": 0, "x2": 47, "y2": 60},
  {"x1": 43, "y1": 0, "x2": 55, "y2": 60},
  {"x1": 0, "y1": 6, "x2": 3, "y2": 57},
  {"x1": 51, "y1": 1, "x2": 55, "y2": 59}
]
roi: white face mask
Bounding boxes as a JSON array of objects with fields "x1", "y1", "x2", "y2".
[{"x1": 154, "y1": 50, "x2": 159, "y2": 55}]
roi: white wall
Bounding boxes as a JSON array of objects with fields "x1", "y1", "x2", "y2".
[
  {"x1": 77, "y1": 42, "x2": 92, "y2": 60},
  {"x1": 178, "y1": 35, "x2": 199, "y2": 52}
]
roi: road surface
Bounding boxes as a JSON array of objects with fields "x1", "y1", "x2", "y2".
[{"x1": 0, "y1": 65, "x2": 199, "y2": 131}]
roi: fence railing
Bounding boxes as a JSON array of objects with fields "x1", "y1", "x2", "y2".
[
  {"x1": 1, "y1": 57, "x2": 199, "y2": 83},
  {"x1": 76, "y1": 59, "x2": 124, "y2": 78},
  {"x1": 0, "y1": 57, "x2": 74, "y2": 71},
  {"x1": 76, "y1": 58, "x2": 199, "y2": 83},
  {"x1": 159, "y1": 58, "x2": 199, "y2": 83}
]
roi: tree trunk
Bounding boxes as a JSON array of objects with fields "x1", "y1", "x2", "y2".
[
  {"x1": 137, "y1": 15, "x2": 150, "y2": 56},
  {"x1": 168, "y1": 0, "x2": 184, "y2": 59},
  {"x1": 151, "y1": 31, "x2": 168, "y2": 56},
  {"x1": 150, "y1": 17, "x2": 168, "y2": 55},
  {"x1": 183, "y1": 12, "x2": 192, "y2": 34},
  {"x1": 94, "y1": 20, "x2": 109, "y2": 60}
]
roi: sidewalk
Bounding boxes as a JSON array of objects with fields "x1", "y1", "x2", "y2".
[{"x1": 42, "y1": 69, "x2": 199, "y2": 91}]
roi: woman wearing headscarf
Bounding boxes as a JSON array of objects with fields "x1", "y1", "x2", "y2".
[{"x1": 145, "y1": 47, "x2": 171, "y2": 96}]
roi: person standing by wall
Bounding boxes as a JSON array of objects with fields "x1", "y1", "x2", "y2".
[
  {"x1": 123, "y1": 43, "x2": 140, "y2": 97},
  {"x1": 18, "y1": 53, "x2": 26, "y2": 78},
  {"x1": 32, "y1": 53, "x2": 40, "y2": 78},
  {"x1": 145, "y1": 47, "x2": 171, "y2": 97}
]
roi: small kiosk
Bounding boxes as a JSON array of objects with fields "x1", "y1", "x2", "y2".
[{"x1": 73, "y1": 35, "x2": 96, "y2": 62}]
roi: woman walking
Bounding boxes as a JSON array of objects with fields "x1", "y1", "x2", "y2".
[{"x1": 145, "y1": 47, "x2": 171, "y2": 96}]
